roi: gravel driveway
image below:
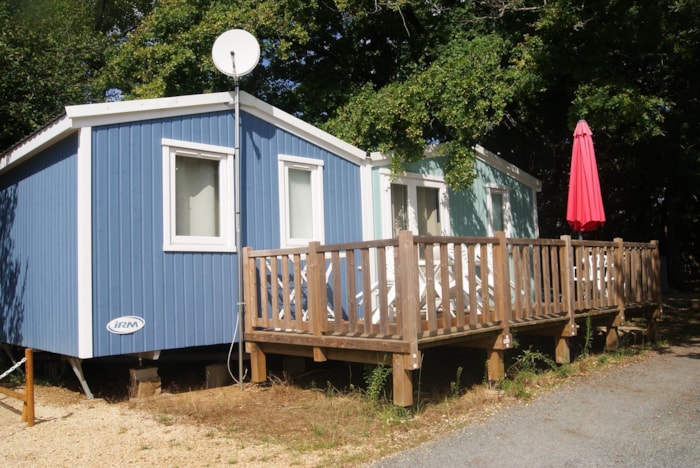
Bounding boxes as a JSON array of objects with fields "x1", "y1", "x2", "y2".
[{"x1": 375, "y1": 311, "x2": 700, "y2": 467}]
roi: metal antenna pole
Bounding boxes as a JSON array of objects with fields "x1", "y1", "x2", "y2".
[{"x1": 232, "y1": 52, "x2": 244, "y2": 390}]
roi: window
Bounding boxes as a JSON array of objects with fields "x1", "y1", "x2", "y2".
[
  {"x1": 416, "y1": 186, "x2": 441, "y2": 236},
  {"x1": 381, "y1": 170, "x2": 448, "y2": 238},
  {"x1": 162, "y1": 138, "x2": 235, "y2": 252},
  {"x1": 390, "y1": 183, "x2": 408, "y2": 237},
  {"x1": 279, "y1": 155, "x2": 324, "y2": 247},
  {"x1": 487, "y1": 185, "x2": 511, "y2": 236}
]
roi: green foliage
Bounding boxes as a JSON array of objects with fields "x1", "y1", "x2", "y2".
[
  {"x1": 363, "y1": 360, "x2": 392, "y2": 403},
  {"x1": 502, "y1": 347, "x2": 557, "y2": 399},
  {"x1": 0, "y1": 0, "x2": 111, "y2": 149},
  {"x1": 507, "y1": 346, "x2": 557, "y2": 377},
  {"x1": 449, "y1": 366, "x2": 463, "y2": 399},
  {"x1": 326, "y1": 33, "x2": 513, "y2": 189},
  {"x1": 578, "y1": 315, "x2": 594, "y2": 359},
  {"x1": 2, "y1": 0, "x2": 698, "y2": 285}
]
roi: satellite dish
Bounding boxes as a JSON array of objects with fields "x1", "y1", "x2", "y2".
[{"x1": 212, "y1": 29, "x2": 260, "y2": 78}]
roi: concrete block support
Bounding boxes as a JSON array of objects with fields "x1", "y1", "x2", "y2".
[{"x1": 129, "y1": 366, "x2": 161, "y2": 399}]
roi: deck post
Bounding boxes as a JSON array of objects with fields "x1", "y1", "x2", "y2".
[
  {"x1": 555, "y1": 329, "x2": 571, "y2": 364},
  {"x1": 243, "y1": 247, "x2": 268, "y2": 383},
  {"x1": 484, "y1": 232, "x2": 513, "y2": 385},
  {"x1": 647, "y1": 240, "x2": 663, "y2": 341},
  {"x1": 394, "y1": 230, "x2": 422, "y2": 406},
  {"x1": 606, "y1": 237, "x2": 626, "y2": 350},
  {"x1": 392, "y1": 354, "x2": 414, "y2": 407},
  {"x1": 487, "y1": 348, "x2": 505, "y2": 384},
  {"x1": 493, "y1": 232, "x2": 512, "y2": 346},
  {"x1": 307, "y1": 241, "x2": 328, "y2": 362},
  {"x1": 559, "y1": 235, "x2": 578, "y2": 338},
  {"x1": 247, "y1": 342, "x2": 267, "y2": 383},
  {"x1": 242, "y1": 246, "x2": 255, "y2": 336}
]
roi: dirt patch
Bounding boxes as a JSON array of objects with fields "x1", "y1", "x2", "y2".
[{"x1": 1, "y1": 291, "x2": 697, "y2": 466}]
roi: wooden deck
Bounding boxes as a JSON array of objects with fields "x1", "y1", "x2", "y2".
[{"x1": 242, "y1": 231, "x2": 662, "y2": 405}]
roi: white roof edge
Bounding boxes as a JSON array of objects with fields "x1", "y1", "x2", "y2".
[
  {"x1": 370, "y1": 144, "x2": 541, "y2": 191},
  {"x1": 474, "y1": 144, "x2": 542, "y2": 191},
  {"x1": 2, "y1": 91, "x2": 367, "y2": 172},
  {"x1": 66, "y1": 92, "x2": 236, "y2": 128},
  {"x1": 239, "y1": 92, "x2": 367, "y2": 163},
  {"x1": 0, "y1": 116, "x2": 74, "y2": 173}
]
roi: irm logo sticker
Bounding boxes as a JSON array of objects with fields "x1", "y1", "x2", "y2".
[{"x1": 106, "y1": 316, "x2": 146, "y2": 335}]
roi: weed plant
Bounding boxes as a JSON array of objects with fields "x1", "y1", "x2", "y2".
[
  {"x1": 449, "y1": 366, "x2": 463, "y2": 399},
  {"x1": 363, "y1": 359, "x2": 392, "y2": 403},
  {"x1": 578, "y1": 315, "x2": 594, "y2": 358}
]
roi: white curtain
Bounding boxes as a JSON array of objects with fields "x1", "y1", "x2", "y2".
[
  {"x1": 288, "y1": 168, "x2": 313, "y2": 239},
  {"x1": 417, "y1": 186, "x2": 440, "y2": 235},
  {"x1": 175, "y1": 155, "x2": 220, "y2": 237}
]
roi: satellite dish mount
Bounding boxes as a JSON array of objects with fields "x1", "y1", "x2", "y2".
[{"x1": 211, "y1": 29, "x2": 260, "y2": 390}]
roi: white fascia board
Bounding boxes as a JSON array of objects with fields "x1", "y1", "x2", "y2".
[
  {"x1": 474, "y1": 144, "x2": 542, "y2": 192},
  {"x1": 66, "y1": 92, "x2": 235, "y2": 128},
  {"x1": 0, "y1": 116, "x2": 74, "y2": 174},
  {"x1": 370, "y1": 145, "x2": 542, "y2": 192},
  {"x1": 239, "y1": 92, "x2": 367, "y2": 164}
]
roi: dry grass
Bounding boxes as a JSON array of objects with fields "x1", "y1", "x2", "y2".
[
  {"x1": 129, "y1": 335, "x2": 666, "y2": 466},
  {"x1": 133, "y1": 376, "x2": 512, "y2": 466}
]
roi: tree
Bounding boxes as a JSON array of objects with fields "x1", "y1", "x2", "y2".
[
  {"x1": 480, "y1": 0, "x2": 700, "y2": 284},
  {"x1": 5, "y1": 0, "x2": 698, "y2": 285},
  {"x1": 0, "y1": 0, "x2": 111, "y2": 150}
]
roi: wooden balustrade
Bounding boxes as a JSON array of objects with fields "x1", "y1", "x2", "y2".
[{"x1": 243, "y1": 232, "x2": 662, "y2": 405}]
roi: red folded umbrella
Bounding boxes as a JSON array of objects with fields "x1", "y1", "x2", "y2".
[{"x1": 566, "y1": 120, "x2": 605, "y2": 233}]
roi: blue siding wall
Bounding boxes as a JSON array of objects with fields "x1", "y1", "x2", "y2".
[
  {"x1": 91, "y1": 110, "x2": 363, "y2": 357},
  {"x1": 242, "y1": 113, "x2": 363, "y2": 249},
  {"x1": 91, "y1": 112, "x2": 237, "y2": 357},
  {"x1": 0, "y1": 135, "x2": 79, "y2": 355}
]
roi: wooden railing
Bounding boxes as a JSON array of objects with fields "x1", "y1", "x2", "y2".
[
  {"x1": 243, "y1": 232, "x2": 661, "y2": 342},
  {"x1": 243, "y1": 231, "x2": 661, "y2": 405}
]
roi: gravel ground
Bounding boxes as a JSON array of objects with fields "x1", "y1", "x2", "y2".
[
  {"x1": 0, "y1": 388, "x2": 301, "y2": 467},
  {"x1": 374, "y1": 309, "x2": 700, "y2": 467}
]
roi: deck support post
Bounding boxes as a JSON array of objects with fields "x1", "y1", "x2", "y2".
[
  {"x1": 555, "y1": 336, "x2": 571, "y2": 364},
  {"x1": 555, "y1": 321, "x2": 576, "y2": 364},
  {"x1": 468, "y1": 333, "x2": 510, "y2": 385},
  {"x1": 605, "y1": 325, "x2": 619, "y2": 351},
  {"x1": 487, "y1": 348, "x2": 505, "y2": 384},
  {"x1": 392, "y1": 354, "x2": 414, "y2": 407},
  {"x1": 247, "y1": 342, "x2": 267, "y2": 383}
]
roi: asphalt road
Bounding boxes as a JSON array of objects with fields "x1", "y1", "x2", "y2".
[{"x1": 374, "y1": 334, "x2": 700, "y2": 467}]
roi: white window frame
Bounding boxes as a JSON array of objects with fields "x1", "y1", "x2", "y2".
[
  {"x1": 162, "y1": 138, "x2": 236, "y2": 252},
  {"x1": 486, "y1": 184, "x2": 512, "y2": 237},
  {"x1": 379, "y1": 169, "x2": 450, "y2": 239},
  {"x1": 278, "y1": 154, "x2": 325, "y2": 247}
]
